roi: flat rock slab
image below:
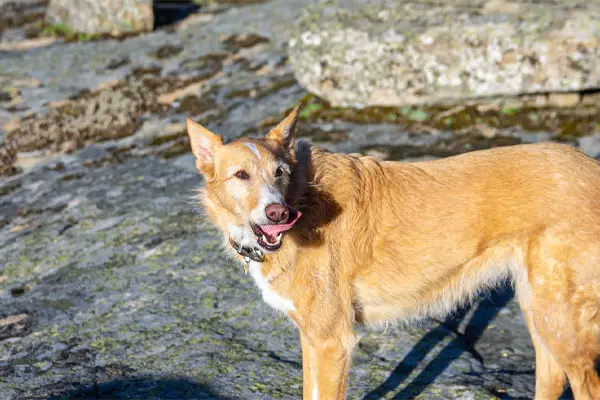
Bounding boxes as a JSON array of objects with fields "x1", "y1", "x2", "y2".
[
  {"x1": 45, "y1": 0, "x2": 153, "y2": 35},
  {"x1": 289, "y1": 0, "x2": 600, "y2": 107}
]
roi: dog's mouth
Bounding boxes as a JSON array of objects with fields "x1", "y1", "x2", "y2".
[{"x1": 250, "y1": 207, "x2": 302, "y2": 251}]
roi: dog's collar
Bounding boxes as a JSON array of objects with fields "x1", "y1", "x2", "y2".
[{"x1": 229, "y1": 238, "x2": 264, "y2": 263}]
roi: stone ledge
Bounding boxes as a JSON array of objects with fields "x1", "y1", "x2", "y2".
[
  {"x1": 288, "y1": 0, "x2": 600, "y2": 107},
  {"x1": 45, "y1": 0, "x2": 153, "y2": 35}
]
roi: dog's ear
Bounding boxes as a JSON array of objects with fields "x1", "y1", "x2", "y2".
[
  {"x1": 266, "y1": 103, "x2": 302, "y2": 153},
  {"x1": 186, "y1": 119, "x2": 223, "y2": 178}
]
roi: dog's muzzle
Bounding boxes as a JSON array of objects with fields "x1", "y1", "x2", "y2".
[{"x1": 229, "y1": 238, "x2": 264, "y2": 263}]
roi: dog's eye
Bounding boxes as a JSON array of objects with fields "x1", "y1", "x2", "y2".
[
  {"x1": 274, "y1": 167, "x2": 283, "y2": 178},
  {"x1": 235, "y1": 170, "x2": 250, "y2": 180}
]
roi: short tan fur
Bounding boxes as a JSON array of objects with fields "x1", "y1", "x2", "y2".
[{"x1": 187, "y1": 106, "x2": 600, "y2": 400}]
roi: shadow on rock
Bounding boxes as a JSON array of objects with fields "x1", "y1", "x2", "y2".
[
  {"x1": 363, "y1": 287, "x2": 520, "y2": 400},
  {"x1": 47, "y1": 376, "x2": 228, "y2": 400},
  {"x1": 153, "y1": 0, "x2": 201, "y2": 29}
]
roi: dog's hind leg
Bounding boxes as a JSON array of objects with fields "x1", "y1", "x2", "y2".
[
  {"x1": 564, "y1": 363, "x2": 600, "y2": 400},
  {"x1": 519, "y1": 303, "x2": 567, "y2": 400},
  {"x1": 521, "y1": 233, "x2": 600, "y2": 400},
  {"x1": 557, "y1": 284, "x2": 600, "y2": 400}
]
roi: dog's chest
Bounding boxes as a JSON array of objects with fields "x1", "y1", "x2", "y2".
[{"x1": 248, "y1": 262, "x2": 295, "y2": 313}]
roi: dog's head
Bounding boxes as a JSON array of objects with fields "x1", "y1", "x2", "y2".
[{"x1": 187, "y1": 105, "x2": 303, "y2": 256}]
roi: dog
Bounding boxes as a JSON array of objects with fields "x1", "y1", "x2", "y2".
[{"x1": 186, "y1": 104, "x2": 600, "y2": 400}]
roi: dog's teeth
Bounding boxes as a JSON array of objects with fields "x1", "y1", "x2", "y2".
[
  {"x1": 277, "y1": 233, "x2": 282, "y2": 240},
  {"x1": 257, "y1": 250, "x2": 263, "y2": 257},
  {"x1": 261, "y1": 235, "x2": 267, "y2": 242}
]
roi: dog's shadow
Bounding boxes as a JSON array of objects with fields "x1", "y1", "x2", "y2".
[
  {"x1": 47, "y1": 376, "x2": 228, "y2": 400},
  {"x1": 361, "y1": 286, "x2": 558, "y2": 400}
]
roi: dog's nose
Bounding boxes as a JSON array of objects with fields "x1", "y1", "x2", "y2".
[{"x1": 265, "y1": 203, "x2": 289, "y2": 223}]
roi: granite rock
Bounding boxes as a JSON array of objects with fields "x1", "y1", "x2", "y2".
[
  {"x1": 45, "y1": 0, "x2": 153, "y2": 35},
  {"x1": 289, "y1": 0, "x2": 600, "y2": 107}
]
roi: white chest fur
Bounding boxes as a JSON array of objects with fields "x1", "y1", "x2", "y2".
[{"x1": 248, "y1": 262, "x2": 295, "y2": 313}]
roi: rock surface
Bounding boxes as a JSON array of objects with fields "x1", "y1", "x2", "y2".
[
  {"x1": 0, "y1": 0, "x2": 599, "y2": 398},
  {"x1": 0, "y1": 0, "x2": 48, "y2": 44},
  {"x1": 45, "y1": 0, "x2": 153, "y2": 35},
  {"x1": 289, "y1": 0, "x2": 600, "y2": 107}
]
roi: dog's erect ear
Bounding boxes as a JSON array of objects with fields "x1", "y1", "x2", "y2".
[
  {"x1": 186, "y1": 118, "x2": 223, "y2": 177},
  {"x1": 266, "y1": 103, "x2": 302, "y2": 153}
]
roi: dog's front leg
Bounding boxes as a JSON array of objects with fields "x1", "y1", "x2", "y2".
[
  {"x1": 300, "y1": 328, "x2": 357, "y2": 400},
  {"x1": 300, "y1": 332, "x2": 317, "y2": 400}
]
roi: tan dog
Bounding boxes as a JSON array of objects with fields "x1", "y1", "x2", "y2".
[{"x1": 186, "y1": 105, "x2": 600, "y2": 400}]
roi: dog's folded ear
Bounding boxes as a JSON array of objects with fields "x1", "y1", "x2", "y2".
[
  {"x1": 186, "y1": 119, "x2": 223, "y2": 179},
  {"x1": 266, "y1": 103, "x2": 302, "y2": 154}
]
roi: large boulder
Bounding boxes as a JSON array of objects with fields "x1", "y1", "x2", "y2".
[
  {"x1": 45, "y1": 0, "x2": 153, "y2": 35},
  {"x1": 289, "y1": 0, "x2": 600, "y2": 107}
]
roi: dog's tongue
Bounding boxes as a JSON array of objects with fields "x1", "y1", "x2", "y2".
[{"x1": 260, "y1": 208, "x2": 302, "y2": 238}]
